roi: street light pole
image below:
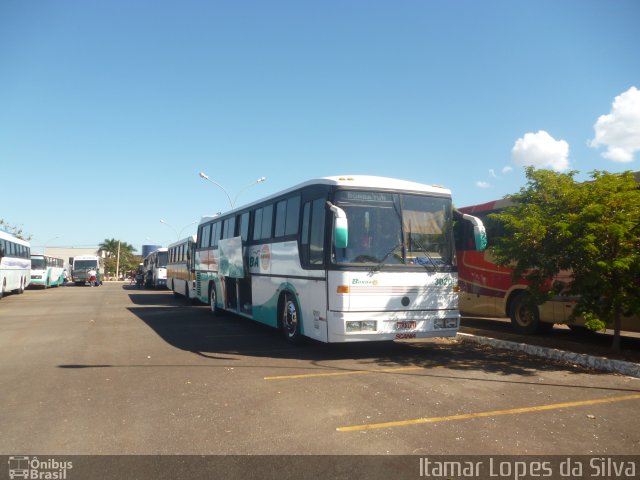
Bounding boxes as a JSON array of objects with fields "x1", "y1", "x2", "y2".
[
  {"x1": 232, "y1": 176, "x2": 267, "y2": 207},
  {"x1": 43, "y1": 235, "x2": 61, "y2": 255},
  {"x1": 160, "y1": 219, "x2": 198, "y2": 240},
  {"x1": 198, "y1": 172, "x2": 266, "y2": 210},
  {"x1": 159, "y1": 219, "x2": 178, "y2": 239},
  {"x1": 199, "y1": 172, "x2": 233, "y2": 209}
]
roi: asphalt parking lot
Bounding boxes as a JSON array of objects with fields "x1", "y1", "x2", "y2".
[{"x1": 1, "y1": 283, "x2": 639, "y2": 458}]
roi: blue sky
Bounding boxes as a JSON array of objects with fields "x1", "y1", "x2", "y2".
[{"x1": 1, "y1": 0, "x2": 639, "y2": 253}]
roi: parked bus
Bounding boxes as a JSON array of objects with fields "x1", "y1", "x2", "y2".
[
  {"x1": 30, "y1": 254, "x2": 65, "y2": 288},
  {"x1": 167, "y1": 236, "x2": 197, "y2": 299},
  {"x1": 143, "y1": 247, "x2": 168, "y2": 288},
  {"x1": 70, "y1": 255, "x2": 104, "y2": 286},
  {"x1": 457, "y1": 198, "x2": 639, "y2": 334},
  {"x1": 194, "y1": 175, "x2": 486, "y2": 343},
  {"x1": 0, "y1": 230, "x2": 31, "y2": 299}
]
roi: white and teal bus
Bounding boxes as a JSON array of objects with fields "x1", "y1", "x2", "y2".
[
  {"x1": 0, "y1": 230, "x2": 31, "y2": 299},
  {"x1": 167, "y1": 236, "x2": 197, "y2": 299},
  {"x1": 30, "y1": 254, "x2": 65, "y2": 288},
  {"x1": 194, "y1": 175, "x2": 486, "y2": 343}
]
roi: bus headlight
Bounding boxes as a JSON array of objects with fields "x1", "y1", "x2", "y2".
[{"x1": 346, "y1": 321, "x2": 377, "y2": 332}]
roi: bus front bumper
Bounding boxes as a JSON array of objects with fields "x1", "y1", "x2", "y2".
[{"x1": 326, "y1": 310, "x2": 460, "y2": 342}]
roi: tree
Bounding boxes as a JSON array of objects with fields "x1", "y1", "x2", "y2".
[
  {"x1": 98, "y1": 238, "x2": 136, "y2": 258},
  {"x1": 98, "y1": 239, "x2": 138, "y2": 278},
  {"x1": 0, "y1": 220, "x2": 32, "y2": 241},
  {"x1": 491, "y1": 168, "x2": 640, "y2": 351}
]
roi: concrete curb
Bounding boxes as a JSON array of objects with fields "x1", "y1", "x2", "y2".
[{"x1": 456, "y1": 332, "x2": 640, "y2": 379}]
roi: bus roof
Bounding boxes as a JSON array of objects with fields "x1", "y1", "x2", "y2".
[
  {"x1": 167, "y1": 236, "x2": 196, "y2": 249},
  {"x1": 461, "y1": 171, "x2": 640, "y2": 214},
  {"x1": 144, "y1": 247, "x2": 168, "y2": 259},
  {"x1": 0, "y1": 229, "x2": 31, "y2": 246},
  {"x1": 200, "y1": 175, "x2": 452, "y2": 223},
  {"x1": 458, "y1": 197, "x2": 516, "y2": 214}
]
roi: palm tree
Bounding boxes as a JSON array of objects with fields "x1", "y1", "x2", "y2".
[{"x1": 98, "y1": 238, "x2": 137, "y2": 258}]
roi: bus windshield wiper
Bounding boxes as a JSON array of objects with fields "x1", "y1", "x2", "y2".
[
  {"x1": 411, "y1": 239, "x2": 439, "y2": 271},
  {"x1": 370, "y1": 242, "x2": 403, "y2": 273}
]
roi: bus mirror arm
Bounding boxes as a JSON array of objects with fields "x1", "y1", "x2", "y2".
[
  {"x1": 327, "y1": 201, "x2": 349, "y2": 249},
  {"x1": 462, "y1": 214, "x2": 487, "y2": 252}
]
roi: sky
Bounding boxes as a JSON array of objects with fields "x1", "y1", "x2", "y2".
[{"x1": 1, "y1": 0, "x2": 639, "y2": 253}]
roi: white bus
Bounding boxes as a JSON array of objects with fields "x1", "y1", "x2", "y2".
[
  {"x1": 143, "y1": 247, "x2": 168, "y2": 288},
  {"x1": 70, "y1": 255, "x2": 104, "y2": 286},
  {"x1": 30, "y1": 254, "x2": 65, "y2": 288},
  {"x1": 167, "y1": 236, "x2": 197, "y2": 299},
  {"x1": 194, "y1": 175, "x2": 486, "y2": 343},
  {"x1": 0, "y1": 230, "x2": 31, "y2": 299}
]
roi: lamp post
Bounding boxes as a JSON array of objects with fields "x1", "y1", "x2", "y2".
[
  {"x1": 160, "y1": 219, "x2": 198, "y2": 240},
  {"x1": 233, "y1": 176, "x2": 267, "y2": 207},
  {"x1": 198, "y1": 172, "x2": 233, "y2": 209},
  {"x1": 43, "y1": 235, "x2": 60, "y2": 255},
  {"x1": 198, "y1": 172, "x2": 266, "y2": 209}
]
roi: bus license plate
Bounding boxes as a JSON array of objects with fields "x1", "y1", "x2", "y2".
[{"x1": 396, "y1": 321, "x2": 416, "y2": 330}]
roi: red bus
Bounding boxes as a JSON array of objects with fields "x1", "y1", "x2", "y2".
[{"x1": 456, "y1": 198, "x2": 638, "y2": 335}]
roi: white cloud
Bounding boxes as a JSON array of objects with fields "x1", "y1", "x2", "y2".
[
  {"x1": 502, "y1": 165, "x2": 513, "y2": 174},
  {"x1": 589, "y1": 86, "x2": 640, "y2": 163},
  {"x1": 512, "y1": 130, "x2": 570, "y2": 172},
  {"x1": 476, "y1": 180, "x2": 491, "y2": 188},
  {"x1": 489, "y1": 169, "x2": 497, "y2": 178}
]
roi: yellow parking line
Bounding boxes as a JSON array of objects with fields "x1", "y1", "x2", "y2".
[
  {"x1": 264, "y1": 366, "x2": 425, "y2": 380},
  {"x1": 337, "y1": 393, "x2": 640, "y2": 432}
]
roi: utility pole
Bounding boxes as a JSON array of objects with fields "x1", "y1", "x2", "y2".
[{"x1": 116, "y1": 241, "x2": 121, "y2": 280}]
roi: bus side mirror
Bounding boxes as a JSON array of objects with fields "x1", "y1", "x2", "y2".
[
  {"x1": 462, "y1": 214, "x2": 487, "y2": 252},
  {"x1": 327, "y1": 202, "x2": 349, "y2": 249},
  {"x1": 474, "y1": 224, "x2": 487, "y2": 251}
]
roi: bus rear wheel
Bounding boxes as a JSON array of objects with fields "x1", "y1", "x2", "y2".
[
  {"x1": 509, "y1": 292, "x2": 552, "y2": 334},
  {"x1": 209, "y1": 284, "x2": 221, "y2": 316},
  {"x1": 280, "y1": 292, "x2": 302, "y2": 343}
]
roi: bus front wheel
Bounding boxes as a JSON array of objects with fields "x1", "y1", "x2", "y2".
[{"x1": 280, "y1": 292, "x2": 302, "y2": 343}]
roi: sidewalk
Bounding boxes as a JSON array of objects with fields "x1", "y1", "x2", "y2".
[{"x1": 459, "y1": 317, "x2": 640, "y2": 378}]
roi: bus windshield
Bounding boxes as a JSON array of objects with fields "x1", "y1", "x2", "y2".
[
  {"x1": 157, "y1": 251, "x2": 168, "y2": 268},
  {"x1": 74, "y1": 260, "x2": 97, "y2": 270},
  {"x1": 332, "y1": 190, "x2": 453, "y2": 269},
  {"x1": 31, "y1": 257, "x2": 46, "y2": 269}
]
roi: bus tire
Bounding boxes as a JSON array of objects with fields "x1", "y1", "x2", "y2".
[
  {"x1": 209, "y1": 283, "x2": 221, "y2": 316},
  {"x1": 509, "y1": 292, "x2": 550, "y2": 334},
  {"x1": 280, "y1": 291, "x2": 302, "y2": 344}
]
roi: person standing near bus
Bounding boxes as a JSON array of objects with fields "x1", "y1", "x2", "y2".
[{"x1": 87, "y1": 268, "x2": 97, "y2": 287}]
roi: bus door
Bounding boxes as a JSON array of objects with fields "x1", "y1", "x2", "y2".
[
  {"x1": 219, "y1": 237, "x2": 247, "y2": 314},
  {"x1": 238, "y1": 276, "x2": 252, "y2": 315}
]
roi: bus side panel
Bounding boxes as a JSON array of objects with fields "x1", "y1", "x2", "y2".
[
  {"x1": 458, "y1": 250, "x2": 512, "y2": 317},
  {"x1": 459, "y1": 251, "x2": 579, "y2": 324},
  {"x1": 2, "y1": 258, "x2": 31, "y2": 292}
]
